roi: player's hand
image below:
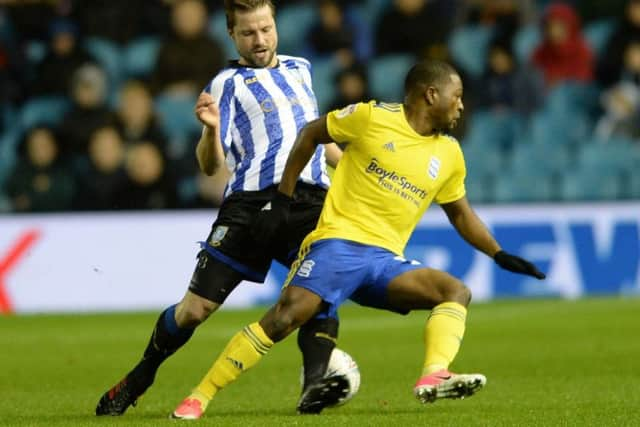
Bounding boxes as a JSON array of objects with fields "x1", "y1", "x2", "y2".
[
  {"x1": 195, "y1": 92, "x2": 220, "y2": 129},
  {"x1": 251, "y1": 191, "x2": 294, "y2": 243},
  {"x1": 494, "y1": 250, "x2": 546, "y2": 279}
]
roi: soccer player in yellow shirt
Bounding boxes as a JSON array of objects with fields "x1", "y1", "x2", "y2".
[{"x1": 171, "y1": 59, "x2": 545, "y2": 419}]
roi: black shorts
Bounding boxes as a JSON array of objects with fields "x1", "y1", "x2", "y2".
[{"x1": 188, "y1": 183, "x2": 326, "y2": 303}]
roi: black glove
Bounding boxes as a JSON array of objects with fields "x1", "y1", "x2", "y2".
[
  {"x1": 494, "y1": 250, "x2": 546, "y2": 279},
  {"x1": 251, "y1": 191, "x2": 293, "y2": 243}
]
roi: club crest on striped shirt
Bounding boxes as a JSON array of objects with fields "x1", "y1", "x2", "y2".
[
  {"x1": 210, "y1": 226, "x2": 229, "y2": 247},
  {"x1": 428, "y1": 156, "x2": 441, "y2": 179}
]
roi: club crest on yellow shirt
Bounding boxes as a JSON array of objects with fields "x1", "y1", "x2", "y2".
[{"x1": 428, "y1": 156, "x2": 441, "y2": 179}]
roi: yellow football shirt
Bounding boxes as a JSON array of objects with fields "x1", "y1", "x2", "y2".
[{"x1": 302, "y1": 101, "x2": 466, "y2": 255}]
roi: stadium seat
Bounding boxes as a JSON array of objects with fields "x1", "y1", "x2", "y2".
[
  {"x1": 25, "y1": 40, "x2": 47, "y2": 65},
  {"x1": 84, "y1": 37, "x2": 123, "y2": 87},
  {"x1": 462, "y1": 140, "x2": 504, "y2": 176},
  {"x1": 464, "y1": 110, "x2": 524, "y2": 150},
  {"x1": 560, "y1": 169, "x2": 623, "y2": 201},
  {"x1": 527, "y1": 110, "x2": 589, "y2": 147},
  {"x1": 513, "y1": 25, "x2": 541, "y2": 64},
  {"x1": 358, "y1": 0, "x2": 388, "y2": 27},
  {"x1": 628, "y1": 169, "x2": 640, "y2": 199},
  {"x1": 448, "y1": 25, "x2": 493, "y2": 78},
  {"x1": 0, "y1": 130, "x2": 20, "y2": 187},
  {"x1": 208, "y1": 11, "x2": 236, "y2": 61},
  {"x1": 18, "y1": 96, "x2": 71, "y2": 131},
  {"x1": 369, "y1": 54, "x2": 414, "y2": 102},
  {"x1": 123, "y1": 37, "x2": 161, "y2": 78},
  {"x1": 545, "y1": 82, "x2": 599, "y2": 116},
  {"x1": 276, "y1": 4, "x2": 315, "y2": 56},
  {"x1": 508, "y1": 141, "x2": 570, "y2": 177},
  {"x1": 464, "y1": 169, "x2": 496, "y2": 204},
  {"x1": 154, "y1": 93, "x2": 201, "y2": 142},
  {"x1": 310, "y1": 57, "x2": 339, "y2": 113},
  {"x1": 584, "y1": 19, "x2": 615, "y2": 57},
  {"x1": 494, "y1": 170, "x2": 555, "y2": 203},
  {"x1": 577, "y1": 139, "x2": 636, "y2": 174}
]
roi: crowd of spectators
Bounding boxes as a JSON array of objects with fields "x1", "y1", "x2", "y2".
[{"x1": 1, "y1": 0, "x2": 639, "y2": 213}]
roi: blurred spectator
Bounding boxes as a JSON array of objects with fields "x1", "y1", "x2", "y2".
[
  {"x1": 457, "y1": 0, "x2": 536, "y2": 43},
  {"x1": 375, "y1": 0, "x2": 453, "y2": 58},
  {"x1": 74, "y1": 125, "x2": 127, "y2": 210},
  {"x1": 188, "y1": 170, "x2": 230, "y2": 208},
  {"x1": 71, "y1": 0, "x2": 172, "y2": 45},
  {"x1": 4, "y1": 126, "x2": 75, "y2": 212},
  {"x1": 305, "y1": 0, "x2": 371, "y2": 65},
  {"x1": 58, "y1": 63, "x2": 115, "y2": 154},
  {"x1": 476, "y1": 39, "x2": 544, "y2": 114},
  {"x1": 576, "y1": 0, "x2": 628, "y2": 24},
  {"x1": 532, "y1": 3, "x2": 594, "y2": 88},
  {"x1": 328, "y1": 63, "x2": 371, "y2": 111},
  {"x1": 150, "y1": 0, "x2": 225, "y2": 96},
  {"x1": 113, "y1": 142, "x2": 178, "y2": 210},
  {"x1": 595, "y1": 41, "x2": 640, "y2": 140},
  {"x1": 597, "y1": 0, "x2": 640, "y2": 88},
  {"x1": 34, "y1": 18, "x2": 95, "y2": 96},
  {"x1": 115, "y1": 80, "x2": 167, "y2": 149}
]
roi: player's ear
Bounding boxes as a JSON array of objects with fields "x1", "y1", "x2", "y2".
[{"x1": 425, "y1": 86, "x2": 438, "y2": 106}]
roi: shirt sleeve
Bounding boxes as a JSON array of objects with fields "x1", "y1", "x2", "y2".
[
  {"x1": 435, "y1": 140, "x2": 467, "y2": 204},
  {"x1": 326, "y1": 102, "x2": 372, "y2": 144},
  {"x1": 205, "y1": 74, "x2": 235, "y2": 152}
]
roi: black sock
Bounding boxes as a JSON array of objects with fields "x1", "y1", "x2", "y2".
[
  {"x1": 128, "y1": 304, "x2": 194, "y2": 391},
  {"x1": 297, "y1": 317, "x2": 339, "y2": 391}
]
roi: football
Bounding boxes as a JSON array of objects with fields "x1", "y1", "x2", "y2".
[{"x1": 300, "y1": 348, "x2": 361, "y2": 406}]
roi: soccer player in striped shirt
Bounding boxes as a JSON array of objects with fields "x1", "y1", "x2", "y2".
[
  {"x1": 170, "y1": 59, "x2": 545, "y2": 419},
  {"x1": 95, "y1": 0, "x2": 343, "y2": 416}
]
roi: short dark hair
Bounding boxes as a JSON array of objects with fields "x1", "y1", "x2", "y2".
[
  {"x1": 404, "y1": 59, "x2": 458, "y2": 95},
  {"x1": 224, "y1": 0, "x2": 276, "y2": 30}
]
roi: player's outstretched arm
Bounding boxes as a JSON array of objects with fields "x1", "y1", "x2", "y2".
[
  {"x1": 278, "y1": 116, "x2": 333, "y2": 196},
  {"x1": 195, "y1": 92, "x2": 225, "y2": 175},
  {"x1": 441, "y1": 197, "x2": 545, "y2": 279}
]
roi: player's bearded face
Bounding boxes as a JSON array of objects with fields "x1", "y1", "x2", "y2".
[{"x1": 231, "y1": 6, "x2": 278, "y2": 68}]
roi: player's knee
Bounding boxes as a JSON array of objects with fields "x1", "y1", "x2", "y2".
[{"x1": 176, "y1": 299, "x2": 219, "y2": 327}]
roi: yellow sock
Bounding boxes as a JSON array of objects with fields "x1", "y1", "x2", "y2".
[
  {"x1": 194, "y1": 322, "x2": 274, "y2": 401},
  {"x1": 422, "y1": 302, "x2": 467, "y2": 376}
]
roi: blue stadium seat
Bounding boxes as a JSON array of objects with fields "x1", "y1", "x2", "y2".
[
  {"x1": 19, "y1": 96, "x2": 71, "y2": 131},
  {"x1": 154, "y1": 93, "x2": 201, "y2": 141},
  {"x1": 560, "y1": 169, "x2": 623, "y2": 201},
  {"x1": 208, "y1": 11, "x2": 236, "y2": 61},
  {"x1": 628, "y1": 169, "x2": 640, "y2": 199},
  {"x1": 84, "y1": 37, "x2": 123, "y2": 87},
  {"x1": 462, "y1": 140, "x2": 504, "y2": 176},
  {"x1": 584, "y1": 19, "x2": 615, "y2": 57},
  {"x1": 494, "y1": 170, "x2": 555, "y2": 203},
  {"x1": 464, "y1": 110, "x2": 524, "y2": 150},
  {"x1": 0, "y1": 130, "x2": 20, "y2": 187},
  {"x1": 123, "y1": 37, "x2": 161, "y2": 78},
  {"x1": 369, "y1": 54, "x2": 414, "y2": 102},
  {"x1": 528, "y1": 110, "x2": 589, "y2": 147},
  {"x1": 448, "y1": 25, "x2": 493, "y2": 77},
  {"x1": 464, "y1": 171, "x2": 495, "y2": 204},
  {"x1": 513, "y1": 25, "x2": 541, "y2": 64},
  {"x1": 545, "y1": 82, "x2": 599, "y2": 115},
  {"x1": 508, "y1": 142, "x2": 570, "y2": 176},
  {"x1": 276, "y1": 4, "x2": 315, "y2": 56},
  {"x1": 310, "y1": 57, "x2": 339, "y2": 113},
  {"x1": 578, "y1": 139, "x2": 635, "y2": 174}
]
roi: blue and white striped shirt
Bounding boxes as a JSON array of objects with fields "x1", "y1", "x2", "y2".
[{"x1": 205, "y1": 55, "x2": 330, "y2": 197}]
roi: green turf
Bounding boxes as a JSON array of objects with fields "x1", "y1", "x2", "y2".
[{"x1": 1, "y1": 297, "x2": 639, "y2": 427}]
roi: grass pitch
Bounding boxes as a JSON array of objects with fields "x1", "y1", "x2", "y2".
[{"x1": 1, "y1": 297, "x2": 639, "y2": 427}]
